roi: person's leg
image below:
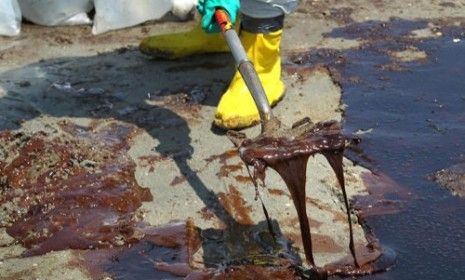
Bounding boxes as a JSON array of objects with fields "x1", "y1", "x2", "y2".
[{"x1": 214, "y1": 0, "x2": 298, "y2": 129}]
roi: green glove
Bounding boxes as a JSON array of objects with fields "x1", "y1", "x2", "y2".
[{"x1": 197, "y1": 0, "x2": 240, "y2": 33}]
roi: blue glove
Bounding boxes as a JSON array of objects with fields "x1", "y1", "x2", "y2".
[{"x1": 197, "y1": 0, "x2": 240, "y2": 33}]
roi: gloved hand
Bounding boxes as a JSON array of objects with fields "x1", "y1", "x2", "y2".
[{"x1": 197, "y1": 0, "x2": 240, "y2": 33}]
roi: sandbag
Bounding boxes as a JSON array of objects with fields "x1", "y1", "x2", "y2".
[
  {"x1": 18, "y1": 0, "x2": 93, "y2": 26},
  {"x1": 171, "y1": 0, "x2": 198, "y2": 20},
  {"x1": 0, "y1": 0, "x2": 21, "y2": 36},
  {"x1": 92, "y1": 0, "x2": 172, "y2": 35}
]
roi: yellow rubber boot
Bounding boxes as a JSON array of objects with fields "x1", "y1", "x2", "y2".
[
  {"x1": 214, "y1": 29, "x2": 285, "y2": 129},
  {"x1": 139, "y1": 23, "x2": 230, "y2": 59}
]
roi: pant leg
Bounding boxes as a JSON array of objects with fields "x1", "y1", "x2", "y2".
[{"x1": 240, "y1": 0, "x2": 299, "y2": 18}]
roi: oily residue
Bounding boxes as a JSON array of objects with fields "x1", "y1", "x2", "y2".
[
  {"x1": 324, "y1": 245, "x2": 386, "y2": 277},
  {"x1": 147, "y1": 85, "x2": 206, "y2": 116},
  {"x1": 431, "y1": 163, "x2": 465, "y2": 198},
  {"x1": 286, "y1": 232, "x2": 344, "y2": 254},
  {"x1": 285, "y1": 19, "x2": 434, "y2": 88},
  {"x1": 80, "y1": 221, "x2": 203, "y2": 280},
  {"x1": 353, "y1": 172, "x2": 412, "y2": 218},
  {"x1": 282, "y1": 217, "x2": 322, "y2": 231},
  {"x1": 266, "y1": 188, "x2": 327, "y2": 228},
  {"x1": 204, "y1": 149, "x2": 238, "y2": 164},
  {"x1": 218, "y1": 185, "x2": 254, "y2": 225},
  {"x1": 138, "y1": 154, "x2": 171, "y2": 173},
  {"x1": 0, "y1": 121, "x2": 152, "y2": 256},
  {"x1": 305, "y1": 197, "x2": 332, "y2": 212},
  {"x1": 209, "y1": 265, "x2": 298, "y2": 279},
  {"x1": 80, "y1": 221, "x2": 305, "y2": 280},
  {"x1": 170, "y1": 175, "x2": 187, "y2": 186},
  {"x1": 166, "y1": 61, "x2": 229, "y2": 73},
  {"x1": 322, "y1": 7, "x2": 354, "y2": 25},
  {"x1": 267, "y1": 188, "x2": 289, "y2": 197},
  {"x1": 138, "y1": 154, "x2": 170, "y2": 164},
  {"x1": 236, "y1": 120, "x2": 364, "y2": 276},
  {"x1": 217, "y1": 163, "x2": 243, "y2": 178},
  {"x1": 200, "y1": 223, "x2": 302, "y2": 275},
  {"x1": 234, "y1": 174, "x2": 253, "y2": 183},
  {"x1": 198, "y1": 207, "x2": 215, "y2": 221},
  {"x1": 205, "y1": 150, "x2": 244, "y2": 178}
]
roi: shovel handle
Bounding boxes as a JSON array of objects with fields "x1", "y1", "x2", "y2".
[
  {"x1": 214, "y1": 9, "x2": 274, "y2": 127},
  {"x1": 214, "y1": 9, "x2": 233, "y2": 33}
]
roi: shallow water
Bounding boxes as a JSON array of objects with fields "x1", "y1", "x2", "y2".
[{"x1": 329, "y1": 21, "x2": 465, "y2": 279}]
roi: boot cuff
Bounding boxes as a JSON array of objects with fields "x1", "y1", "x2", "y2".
[{"x1": 240, "y1": 14, "x2": 284, "y2": 34}]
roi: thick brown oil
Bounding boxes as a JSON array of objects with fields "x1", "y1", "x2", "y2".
[
  {"x1": 237, "y1": 121, "x2": 367, "y2": 277},
  {"x1": 0, "y1": 121, "x2": 152, "y2": 256}
]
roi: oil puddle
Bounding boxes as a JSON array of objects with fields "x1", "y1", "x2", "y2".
[
  {"x1": 78, "y1": 221, "x2": 304, "y2": 280},
  {"x1": 352, "y1": 172, "x2": 413, "y2": 218},
  {"x1": 0, "y1": 120, "x2": 152, "y2": 256},
  {"x1": 286, "y1": 18, "x2": 465, "y2": 279},
  {"x1": 80, "y1": 221, "x2": 203, "y2": 279}
]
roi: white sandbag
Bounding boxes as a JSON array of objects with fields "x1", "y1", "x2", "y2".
[
  {"x1": 18, "y1": 0, "x2": 93, "y2": 26},
  {"x1": 0, "y1": 0, "x2": 21, "y2": 36},
  {"x1": 93, "y1": 0, "x2": 172, "y2": 35},
  {"x1": 171, "y1": 0, "x2": 198, "y2": 20}
]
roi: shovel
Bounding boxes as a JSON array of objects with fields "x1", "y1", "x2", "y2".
[
  {"x1": 214, "y1": 9, "x2": 280, "y2": 135},
  {"x1": 214, "y1": 9, "x2": 359, "y2": 271},
  {"x1": 214, "y1": 9, "x2": 321, "y2": 140}
]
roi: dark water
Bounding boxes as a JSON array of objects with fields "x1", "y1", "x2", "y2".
[{"x1": 319, "y1": 20, "x2": 465, "y2": 279}]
